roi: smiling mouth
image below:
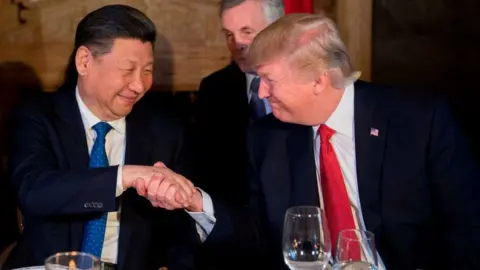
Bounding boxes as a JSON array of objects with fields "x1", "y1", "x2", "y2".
[
  {"x1": 118, "y1": 95, "x2": 137, "y2": 103},
  {"x1": 269, "y1": 102, "x2": 280, "y2": 109}
]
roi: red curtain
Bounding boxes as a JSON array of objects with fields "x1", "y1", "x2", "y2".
[{"x1": 283, "y1": 0, "x2": 314, "y2": 14}]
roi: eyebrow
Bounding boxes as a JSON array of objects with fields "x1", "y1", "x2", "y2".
[
  {"x1": 119, "y1": 59, "x2": 154, "y2": 68},
  {"x1": 240, "y1": 26, "x2": 255, "y2": 32},
  {"x1": 222, "y1": 26, "x2": 254, "y2": 32},
  {"x1": 257, "y1": 72, "x2": 268, "y2": 78}
]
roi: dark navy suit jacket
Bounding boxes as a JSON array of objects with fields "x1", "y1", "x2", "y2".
[
  {"x1": 204, "y1": 81, "x2": 480, "y2": 270},
  {"x1": 4, "y1": 89, "x2": 196, "y2": 270}
]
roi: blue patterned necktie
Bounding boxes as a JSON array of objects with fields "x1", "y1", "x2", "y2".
[
  {"x1": 81, "y1": 121, "x2": 112, "y2": 258},
  {"x1": 249, "y1": 76, "x2": 267, "y2": 121}
]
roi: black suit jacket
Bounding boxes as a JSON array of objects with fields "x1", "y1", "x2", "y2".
[
  {"x1": 193, "y1": 63, "x2": 251, "y2": 205},
  {"x1": 4, "y1": 89, "x2": 196, "y2": 270},
  {"x1": 205, "y1": 81, "x2": 480, "y2": 270},
  {"x1": 0, "y1": 169, "x2": 19, "y2": 252}
]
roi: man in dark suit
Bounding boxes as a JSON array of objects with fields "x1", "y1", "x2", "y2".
[
  {"x1": 193, "y1": 0, "x2": 284, "y2": 205},
  {"x1": 153, "y1": 14, "x2": 480, "y2": 269},
  {"x1": 4, "y1": 5, "x2": 197, "y2": 270}
]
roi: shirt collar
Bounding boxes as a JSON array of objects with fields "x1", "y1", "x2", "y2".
[
  {"x1": 313, "y1": 83, "x2": 355, "y2": 138},
  {"x1": 75, "y1": 86, "x2": 126, "y2": 134},
  {"x1": 246, "y1": 73, "x2": 256, "y2": 91}
]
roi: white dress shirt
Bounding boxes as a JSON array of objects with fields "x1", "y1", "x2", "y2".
[
  {"x1": 191, "y1": 84, "x2": 385, "y2": 268},
  {"x1": 312, "y1": 84, "x2": 385, "y2": 269},
  {"x1": 75, "y1": 88, "x2": 125, "y2": 263}
]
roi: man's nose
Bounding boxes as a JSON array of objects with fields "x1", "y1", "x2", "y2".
[
  {"x1": 129, "y1": 74, "x2": 146, "y2": 94},
  {"x1": 258, "y1": 80, "x2": 270, "y2": 99},
  {"x1": 236, "y1": 42, "x2": 248, "y2": 52}
]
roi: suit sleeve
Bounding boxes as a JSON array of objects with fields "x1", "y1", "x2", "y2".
[
  {"x1": 7, "y1": 105, "x2": 117, "y2": 218},
  {"x1": 201, "y1": 126, "x2": 268, "y2": 262},
  {"x1": 427, "y1": 98, "x2": 480, "y2": 268}
]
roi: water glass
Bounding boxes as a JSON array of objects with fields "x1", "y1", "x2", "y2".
[
  {"x1": 334, "y1": 229, "x2": 377, "y2": 270},
  {"x1": 282, "y1": 206, "x2": 331, "y2": 270},
  {"x1": 45, "y1": 251, "x2": 101, "y2": 270}
]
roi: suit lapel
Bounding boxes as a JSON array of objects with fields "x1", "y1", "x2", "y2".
[
  {"x1": 228, "y1": 62, "x2": 248, "y2": 102},
  {"x1": 53, "y1": 90, "x2": 90, "y2": 171},
  {"x1": 117, "y1": 104, "x2": 153, "y2": 269},
  {"x1": 287, "y1": 126, "x2": 319, "y2": 207},
  {"x1": 353, "y1": 81, "x2": 387, "y2": 236}
]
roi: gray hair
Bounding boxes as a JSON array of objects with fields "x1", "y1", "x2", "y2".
[{"x1": 219, "y1": 0, "x2": 285, "y2": 24}]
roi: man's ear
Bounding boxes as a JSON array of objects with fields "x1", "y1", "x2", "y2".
[
  {"x1": 313, "y1": 72, "x2": 328, "y2": 95},
  {"x1": 75, "y1": 46, "x2": 93, "y2": 76}
]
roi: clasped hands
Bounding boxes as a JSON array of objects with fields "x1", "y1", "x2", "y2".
[{"x1": 122, "y1": 162, "x2": 202, "y2": 212}]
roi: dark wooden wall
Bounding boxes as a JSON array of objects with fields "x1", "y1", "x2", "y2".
[{"x1": 372, "y1": 0, "x2": 480, "y2": 157}]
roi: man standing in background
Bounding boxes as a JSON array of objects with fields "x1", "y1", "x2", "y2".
[
  {"x1": 193, "y1": 0, "x2": 284, "y2": 207},
  {"x1": 189, "y1": 1, "x2": 284, "y2": 268}
]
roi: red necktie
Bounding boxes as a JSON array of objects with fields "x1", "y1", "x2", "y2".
[{"x1": 319, "y1": 124, "x2": 360, "y2": 259}]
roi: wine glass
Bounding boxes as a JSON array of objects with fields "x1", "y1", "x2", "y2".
[
  {"x1": 45, "y1": 251, "x2": 101, "y2": 270},
  {"x1": 333, "y1": 229, "x2": 377, "y2": 270},
  {"x1": 282, "y1": 206, "x2": 331, "y2": 270}
]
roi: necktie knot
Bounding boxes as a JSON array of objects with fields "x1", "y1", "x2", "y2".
[
  {"x1": 250, "y1": 76, "x2": 260, "y2": 93},
  {"x1": 249, "y1": 76, "x2": 266, "y2": 120},
  {"x1": 92, "y1": 122, "x2": 112, "y2": 141},
  {"x1": 319, "y1": 124, "x2": 335, "y2": 142}
]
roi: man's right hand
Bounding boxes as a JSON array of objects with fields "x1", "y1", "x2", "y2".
[{"x1": 121, "y1": 165, "x2": 196, "y2": 207}]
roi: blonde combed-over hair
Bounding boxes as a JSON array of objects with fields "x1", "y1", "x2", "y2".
[{"x1": 247, "y1": 13, "x2": 360, "y2": 88}]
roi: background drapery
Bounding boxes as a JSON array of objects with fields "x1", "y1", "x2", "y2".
[{"x1": 283, "y1": 0, "x2": 314, "y2": 14}]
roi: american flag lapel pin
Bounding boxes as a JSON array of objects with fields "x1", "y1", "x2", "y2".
[{"x1": 370, "y1": 127, "x2": 379, "y2": 137}]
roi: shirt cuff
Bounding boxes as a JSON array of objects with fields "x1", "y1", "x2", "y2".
[
  {"x1": 186, "y1": 189, "x2": 216, "y2": 239},
  {"x1": 115, "y1": 165, "x2": 125, "y2": 197},
  {"x1": 199, "y1": 188, "x2": 214, "y2": 216}
]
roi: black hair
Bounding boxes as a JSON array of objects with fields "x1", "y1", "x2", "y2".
[{"x1": 60, "y1": 4, "x2": 156, "y2": 90}]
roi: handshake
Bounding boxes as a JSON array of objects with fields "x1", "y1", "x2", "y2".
[{"x1": 121, "y1": 162, "x2": 203, "y2": 212}]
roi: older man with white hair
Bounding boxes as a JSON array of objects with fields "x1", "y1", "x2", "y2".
[
  {"x1": 193, "y1": 0, "x2": 285, "y2": 209},
  {"x1": 151, "y1": 13, "x2": 480, "y2": 270}
]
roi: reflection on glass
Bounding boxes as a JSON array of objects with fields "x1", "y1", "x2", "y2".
[
  {"x1": 44, "y1": 251, "x2": 101, "y2": 270},
  {"x1": 333, "y1": 229, "x2": 377, "y2": 270}
]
